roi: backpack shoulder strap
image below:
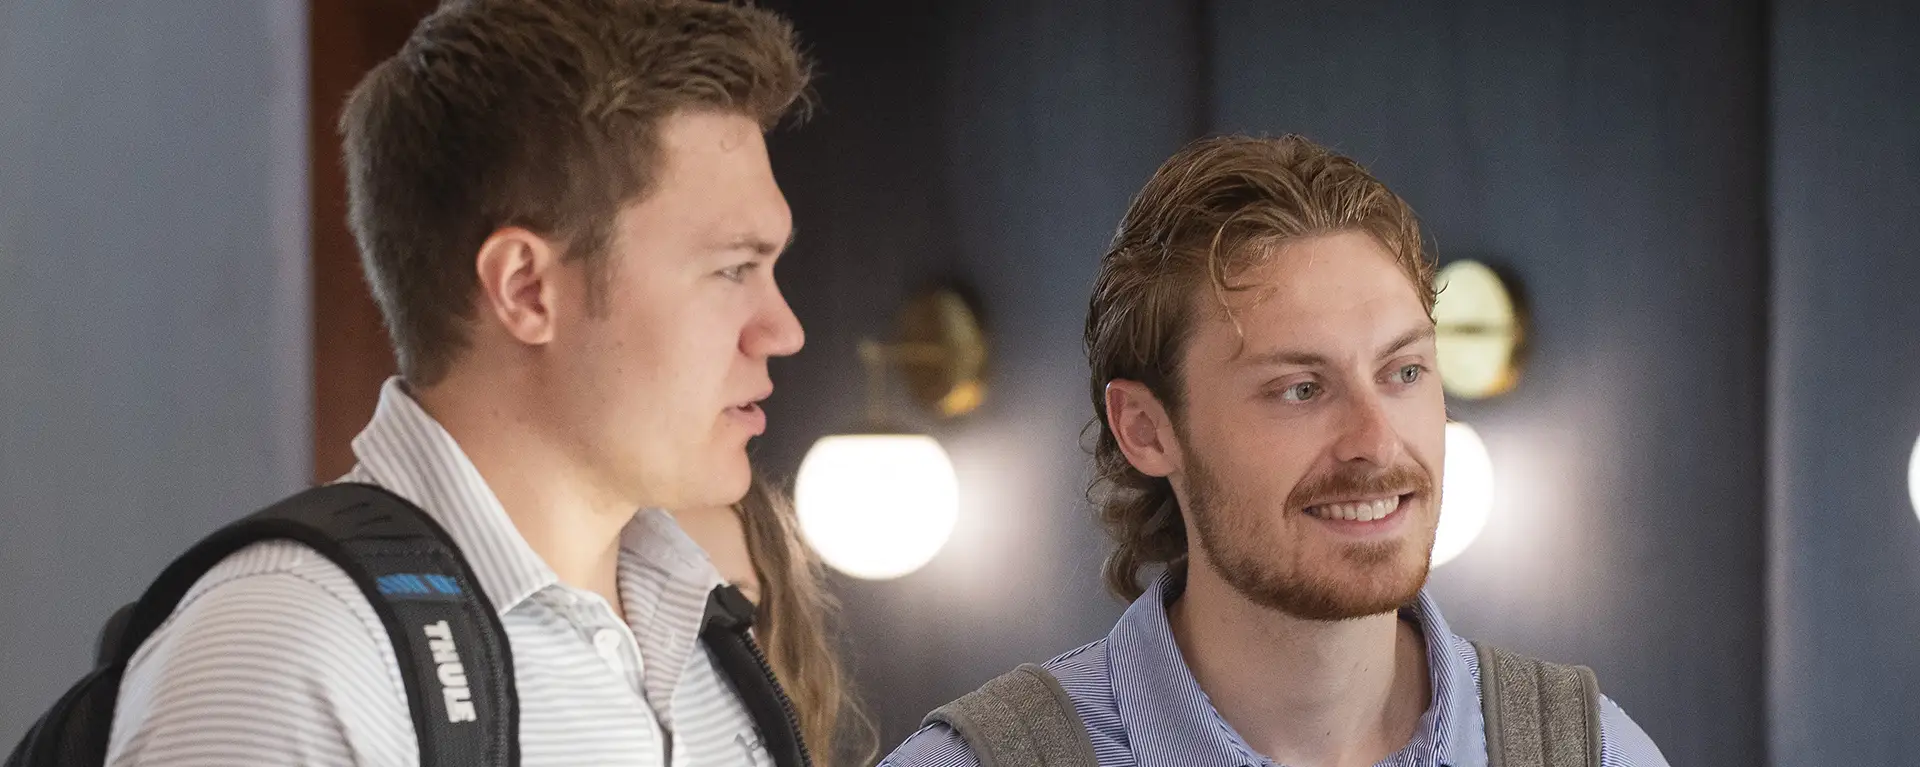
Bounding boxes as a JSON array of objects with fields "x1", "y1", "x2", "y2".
[
  {"x1": 923, "y1": 664, "x2": 1099, "y2": 767},
  {"x1": 115, "y1": 482, "x2": 519, "y2": 767},
  {"x1": 1473, "y1": 641, "x2": 1602, "y2": 767},
  {"x1": 699, "y1": 584, "x2": 812, "y2": 767}
]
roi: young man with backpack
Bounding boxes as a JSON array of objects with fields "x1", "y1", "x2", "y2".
[
  {"x1": 12, "y1": 1, "x2": 817, "y2": 765},
  {"x1": 882, "y1": 135, "x2": 1672, "y2": 767}
]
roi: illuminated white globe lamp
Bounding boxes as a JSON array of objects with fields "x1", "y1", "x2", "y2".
[
  {"x1": 794, "y1": 288, "x2": 987, "y2": 580},
  {"x1": 796, "y1": 434, "x2": 958, "y2": 579},
  {"x1": 1908, "y1": 431, "x2": 1920, "y2": 524},
  {"x1": 1433, "y1": 421, "x2": 1494, "y2": 567}
]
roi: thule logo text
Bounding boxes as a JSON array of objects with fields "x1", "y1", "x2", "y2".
[{"x1": 422, "y1": 620, "x2": 477, "y2": 723}]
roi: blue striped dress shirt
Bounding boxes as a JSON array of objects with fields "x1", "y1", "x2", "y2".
[{"x1": 881, "y1": 573, "x2": 1669, "y2": 767}]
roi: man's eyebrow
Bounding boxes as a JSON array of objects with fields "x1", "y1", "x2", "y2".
[
  {"x1": 1376, "y1": 325, "x2": 1436, "y2": 359},
  {"x1": 1237, "y1": 325, "x2": 1436, "y2": 368},
  {"x1": 719, "y1": 227, "x2": 796, "y2": 257},
  {"x1": 1240, "y1": 347, "x2": 1328, "y2": 368}
]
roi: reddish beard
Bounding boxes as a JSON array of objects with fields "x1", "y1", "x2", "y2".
[{"x1": 1185, "y1": 453, "x2": 1437, "y2": 621}]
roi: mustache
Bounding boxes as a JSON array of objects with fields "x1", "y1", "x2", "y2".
[{"x1": 1285, "y1": 463, "x2": 1433, "y2": 512}]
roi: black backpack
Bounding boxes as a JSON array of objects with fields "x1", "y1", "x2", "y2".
[{"x1": 6, "y1": 482, "x2": 812, "y2": 767}]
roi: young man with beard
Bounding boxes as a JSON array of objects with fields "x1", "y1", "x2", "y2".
[{"x1": 882, "y1": 135, "x2": 1669, "y2": 767}]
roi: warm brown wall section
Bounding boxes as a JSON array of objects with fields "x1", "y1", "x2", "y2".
[{"x1": 309, "y1": 0, "x2": 436, "y2": 481}]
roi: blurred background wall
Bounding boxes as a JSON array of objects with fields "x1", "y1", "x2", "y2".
[
  {"x1": 0, "y1": 0, "x2": 310, "y2": 744},
  {"x1": 4, "y1": 1, "x2": 1918, "y2": 764},
  {"x1": 1768, "y1": 0, "x2": 1920, "y2": 762}
]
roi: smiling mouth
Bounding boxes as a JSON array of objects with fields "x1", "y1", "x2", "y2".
[{"x1": 1303, "y1": 494, "x2": 1409, "y2": 522}]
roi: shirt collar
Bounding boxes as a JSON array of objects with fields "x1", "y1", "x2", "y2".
[
  {"x1": 617, "y1": 507, "x2": 728, "y2": 712},
  {"x1": 348, "y1": 377, "x2": 559, "y2": 615},
  {"x1": 348, "y1": 377, "x2": 736, "y2": 718},
  {"x1": 1403, "y1": 591, "x2": 1484, "y2": 767},
  {"x1": 1107, "y1": 574, "x2": 1264, "y2": 767},
  {"x1": 1109, "y1": 573, "x2": 1482, "y2": 767}
]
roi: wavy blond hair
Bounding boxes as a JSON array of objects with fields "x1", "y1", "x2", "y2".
[{"x1": 733, "y1": 476, "x2": 877, "y2": 766}]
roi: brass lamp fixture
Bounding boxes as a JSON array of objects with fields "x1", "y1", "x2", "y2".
[
  {"x1": 1433, "y1": 259, "x2": 1527, "y2": 400},
  {"x1": 795, "y1": 287, "x2": 988, "y2": 580},
  {"x1": 1430, "y1": 259, "x2": 1528, "y2": 566},
  {"x1": 854, "y1": 288, "x2": 989, "y2": 423}
]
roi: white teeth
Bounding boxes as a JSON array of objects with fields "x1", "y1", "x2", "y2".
[{"x1": 1310, "y1": 497, "x2": 1399, "y2": 522}]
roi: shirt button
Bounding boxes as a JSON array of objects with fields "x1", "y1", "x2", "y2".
[{"x1": 593, "y1": 628, "x2": 624, "y2": 656}]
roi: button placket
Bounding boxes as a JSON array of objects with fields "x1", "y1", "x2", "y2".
[{"x1": 592, "y1": 627, "x2": 625, "y2": 664}]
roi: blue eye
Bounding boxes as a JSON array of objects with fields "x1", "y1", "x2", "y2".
[
  {"x1": 719, "y1": 263, "x2": 755, "y2": 283},
  {"x1": 1394, "y1": 365, "x2": 1425, "y2": 384},
  {"x1": 1280, "y1": 381, "x2": 1321, "y2": 402}
]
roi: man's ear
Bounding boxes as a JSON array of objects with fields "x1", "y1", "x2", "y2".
[
  {"x1": 473, "y1": 227, "x2": 562, "y2": 346},
  {"x1": 1104, "y1": 379, "x2": 1183, "y2": 478}
]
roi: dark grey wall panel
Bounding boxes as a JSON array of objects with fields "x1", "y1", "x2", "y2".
[
  {"x1": 0, "y1": 1, "x2": 310, "y2": 743},
  {"x1": 761, "y1": 0, "x2": 1204, "y2": 748},
  {"x1": 1769, "y1": 1, "x2": 1920, "y2": 762},
  {"x1": 1207, "y1": 3, "x2": 1767, "y2": 766}
]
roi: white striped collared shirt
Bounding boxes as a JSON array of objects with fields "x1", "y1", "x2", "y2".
[
  {"x1": 882, "y1": 573, "x2": 1670, "y2": 767},
  {"x1": 106, "y1": 378, "x2": 771, "y2": 766}
]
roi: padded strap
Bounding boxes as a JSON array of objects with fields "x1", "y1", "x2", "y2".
[
  {"x1": 923, "y1": 664, "x2": 1099, "y2": 767},
  {"x1": 1475, "y1": 641, "x2": 1602, "y2": 767},
  {"x1": 699, "y1": 585, "x2": 812, "y2": 767},
  {"x1": 115, "y1": 483, "x2": 518, "y2": 767}
]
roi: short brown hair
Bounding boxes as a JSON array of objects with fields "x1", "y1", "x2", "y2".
[
  {"x1": 1084, "y1": 134, "x2": 1437, "y2": 600},
  {"x1": 340, "y1": 0, "x2": 812, "y2": 384}
]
